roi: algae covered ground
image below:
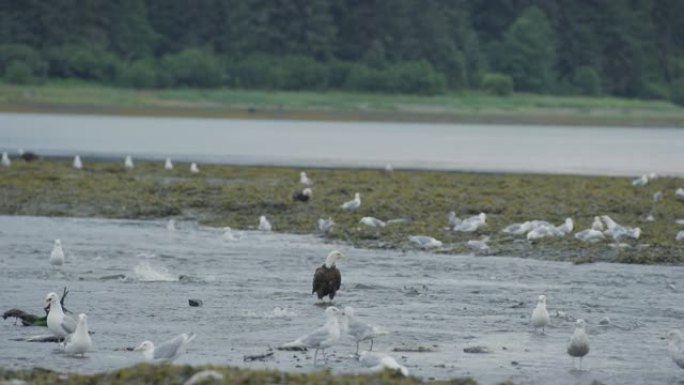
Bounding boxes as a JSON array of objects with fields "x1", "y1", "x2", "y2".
[
  {"x1": 1, "y1": 158, "x2": 683, "y2": 264},
  {"x1": 0, "y1": 364, "x2": 476, "y2": 385}
]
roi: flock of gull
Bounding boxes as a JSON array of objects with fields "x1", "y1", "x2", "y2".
[{"x1": 6, "y1": 152, "x2": 684, "y2": 376}]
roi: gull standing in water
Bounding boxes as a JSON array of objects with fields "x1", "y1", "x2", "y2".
[
  {"x1": 124, "y1": 155, "x2": 134, "y2": 170},
  {"x1": 531, "y1": 295, "x2": 550, "y2": 334},
  {"x1": 340, "y1": 193, "x2": 361, "y2": 210},
  {"x1": 280, "y1": 306, "x2": 343, "y2": 365},
  {"x1": 1, "y1": 152, "x2": 10, "y2": 167},
  {"x1": 258, "y1": 216, "x2": 272, "y2": 231},
  {"x1": 63, "y1": 314, "x2": 92, "y2": 356},
  {"x1": 359, "y1": 351, "x2": 409, "y2": 376},
  {"x1": 668, "y1": 330, "x2": 684, "y2": 369},
  {"x1": 567, "y1": 319, "x2": 590, "y2": 370},
  {"x1": 72, "y1": 155, "x2": 82, "y2": 169},
  {"x1": 134, "y1": 332, "x2": 196, "y2": 362},
  {"x1": 164, "y1": 158, "x2": 174, "y2": 170},
  {"x1": 45, "y1": 292, "x2": 76, "y2": 342},
  {"x1": 50, "y1": 239, "x2": 65, "y2": 266},
  {"x1": 340, "y1": 307, "x2": 389, "y2": 354}
]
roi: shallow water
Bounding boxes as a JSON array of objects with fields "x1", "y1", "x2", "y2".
[
  {"x1": 1, "y1": 215, "x2": 683, "y2": 384},
  {"x1": 2, "y1": 113, "x2": 684, "y2": 176}
]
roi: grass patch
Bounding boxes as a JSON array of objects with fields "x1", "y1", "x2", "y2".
[{"x1": 1, "y1": 158, "x2": 683, "y2": 264}]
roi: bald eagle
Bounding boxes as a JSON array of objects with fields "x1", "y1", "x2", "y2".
[{"x1": 312, "y1": 250, "x2": 345, "y2": 301}]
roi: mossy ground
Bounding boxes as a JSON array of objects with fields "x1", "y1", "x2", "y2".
[
  {"x1": 1, "y1": 158, "x2": 683, "y2": 264},
  {"x1": 0, "y1": 364, "x2": 477, "y2": 385}
]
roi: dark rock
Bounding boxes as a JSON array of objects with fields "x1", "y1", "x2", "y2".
[
  {"x1": 188, "y1": 299, "x2": 203, "y2": 307},
  {"x1": 463, "y1": 345, "x2": 491, "y2": 354}
]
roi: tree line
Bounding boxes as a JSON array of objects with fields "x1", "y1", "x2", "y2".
[{"x1": 1, "y1": 0, "x2": 683, "y2": 103}]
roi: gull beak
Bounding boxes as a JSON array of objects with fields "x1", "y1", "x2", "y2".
[{"x1": 133, "y1": 344, "x2": 143, "y2": 352}]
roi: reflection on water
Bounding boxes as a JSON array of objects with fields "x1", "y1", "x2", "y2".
[
  {"x1": 1, "y1": 113, "x2": 683, "y2": 176},
  {"x1": 0, "y1": 215, "x2": 683, "y2": 385}
]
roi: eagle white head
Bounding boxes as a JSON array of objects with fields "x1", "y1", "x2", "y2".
[{"x1": 325, "y1": 250, "x2": 345, "y2": 267}]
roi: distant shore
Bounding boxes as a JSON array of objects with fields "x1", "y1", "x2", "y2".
[
  {"x1": 1, "y1": 81, "x2": 684, "y2": 127},
  {"x1": 1, "y1": 157, "x2": 682, "y2": 264}
]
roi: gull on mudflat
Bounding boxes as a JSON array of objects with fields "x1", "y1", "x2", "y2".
[
  {"x1": 300, "y1": 172, "x2": 313, "y2": 186},
  {"x1": 360, "y1": 217, "x2": 386, "y2": 228},
  {"x1": 448, "y1": 211, "x2": 461, "y2": 228},
  {"x1": 318, "y1": 218, "x2": 335, "y2": 234},
  {"x1": 359, "y1": 351, "x2": 409, "y2": 376},
  {"x1": 676, "y1": 188, "x2": 684, "y2": 198},
  {"x1": 63, "y1": 313, "x2": 92, "y2": 356},
  {"x1": 531, "y1": 295, "x2": 550, "y2": 334},
  {"x1": 280, "y1": 306, "x2": 343, "y2": 365},
  {"x1": 409, "y1": 235, "x2": 442, "y2": 249},
  {"x1": 164, "y1": 157, "x2": 174, "y2": 170},
  {"x1": 567, "y1": 319, "x2": 590, "y2": 370},
  {"x1": 453, "y1": 213, "x2": 486, "y2": 232},
  {"x1": 384, "y1": 163, "x2": 393, "y2": 173},
  {"x1": 653, "y1": 191, "x2": 663, "y2": 202},
  {"x1": 73, "y1": 155, "x2": 82, "y2": 169},
  {"x1": 135, "y1": 332, "x2": 196, "y2": 362},
  {"x1": 600, "y1": 215, "x2": 640, "y2": 241},
  {"x1": 340, "y1": 193, "x2": 361, "y2": 210},
  {"x1": 676, "y1": 231, "x2": 684, "y2": 242},
  {"x1": 574, "y1": 229, "x2": 605, "y2": 243},
  {"x1": 527, "y1": 225, "x2": 562, "y2": 242},
  {"x1": 45, "y1": 292, "x2": 76, "y2": 341},
  {"x1": 50, "y1": 239, "x2": 65, "y2": 266},
  {"x1": 501, "y1": 221, "x2": 533, "y2": 235},
  {"x1": 556, "y1": 218, "x2": 574, "y2": 235},
  {"x1": 340, "y1": 307, "x2": 389, "y2": 354},
  {"x1": 258, "y1": 216, "x2": 272, "y2": 231},
  {"x1": 631, "y1": 174, "x2": 649, "y2": 186},
  {"x1": 124, "y1": 155, "x2": 134, "y2": 169},
  {"x1": 668, "y1": 330, "x2": 684, "y2": 369},
  {"x1": 591, "y1": 216, "x2": 604, "y2": 231},
  {"x1": 1, "y1": 152, "x2": 10, "y2": 167},
  {"x1": 466, "y1": 236, "x2": 490, "y2": 255},
  {"x1": 190, "y1": 163, "x2": 200, "y2": 173}
]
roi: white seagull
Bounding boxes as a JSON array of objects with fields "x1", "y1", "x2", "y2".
[
  {"x1": 50, "y1": 239, "x2": 65, "y2": 266},
  {"x1": 359, "y1": 351, "x2": 409, "y2": 376},
  {"x1": 124, "y1": 155, "x2": 134, "y2": 169},
  {"x1": 258, "y1": 216, "x2": 272, "y2": 231},
  {"x1": 668, "y1": 330, "x2": 684, "y2": 369},
  {"x1": 567, "y1": 319, "x2": 590, "y2": 370},
  {"x1": 676, "y1": 230, "x2": 684, "y2": 242},
  {"x1": 631, "y1": 174, "x2": 649, "y2": 186},
  {"x1": 556, "y1": 218, "x2": 574, "y2": 235},
  {"x1": 300, "y1": 172, "x2": 313, "y2": 186},
  {"x1": 574, "y1": 229, "x2": 605, "y2": 243},
  {"x1": 531, "y1": 295, "x2": 550, "y2": 334},
  {"x1": 360, "y1": 217, "x2": 386, "y2": 228},
  {"x1": 676, "y1": 188, "x2": 684, "y2": 198},
  {"x1": 340, "y1": 193, "x2": 361, "y2": 210},
  {"x1": 72, "y1": 155, "x2": 82, "y2": 169},
  {"x1": 164, "y1": 158, "x2": 174, "y2": 170},
  {"x1": 466, "y1": 236, "x2": 490, "y2": 255},
  {"x1": 280, "y1": 306, "x2": 343, "y2": 365},
  {"x1": 409, "y1": 235, "x2": 442, "y2": 249},
  {"x1": 318, "y1": 218, "x2": 335, "y2": 234},
  {"x1": 63, "y1": 313, "x2": 92, "y2": 356},
  {"x1": 134, "y1": 332, "x2": 196, "y2": 362},
  {"x1": 501, "y1": 221, "x2": 533, "y2": 235},
  {"x1": 44, "y1": 292, "x2": 76, "y2": 341},
  {"x1": 1, "y1": 152, "x2": 10, "y2": 167},
  {"x1": 591, "y1": 216, "x2": 604, "y2": 231},
  {"x1": 340, "y1": 307, "x2": 389, "y2": 354},
  {"x1": 453, "y1": 213, "x2": 486, "y2": 232},
  {"x1": 190, "y1": 163, "x2": 200, "y2": 173}
]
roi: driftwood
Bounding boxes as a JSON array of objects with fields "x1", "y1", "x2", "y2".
[{"x1": 2, "y1": 287, "x2": 69, "y2": 327}]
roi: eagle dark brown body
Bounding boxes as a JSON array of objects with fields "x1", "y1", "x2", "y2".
[{"x1": 312, "y1": 264, "x2": 341, "y2": 300}]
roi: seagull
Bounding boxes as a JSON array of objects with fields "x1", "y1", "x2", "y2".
[
  {"x1": 258, "y1": 216, "x2": 272, "y2": 231},
  {"x1": 631, "y1": 174, "x2": 649, "y2": 186},
  {"x1": 134, "y1": 332, "x2": 196, "y2": 362},
  {"x1": 164, "y1": 158, "x2": 174, "y2": 170},
  {"x1": 384, "y1": 163, "x2": 393, "y2": 173},
  {"x1": 601, "y1": 215, "x2": 640, "y2": 241},
  {"x1": 166, "y1": 219, "x2": 176, "y2": 231},
  {"x1": 300, "y1": 172, "x2": 313, "y2": 186},
  {"x1": 63, "y1": 313, "x2": 92, "y2": 356},
  {"x1": 448, "y1": 211, "x2": 461, "y2": 227},
  {"x1": 531, "y1": 295, "x2": 550, "y2": 334},
  {"x1": 591, "y1": 216, "x2": 604, "y2": 231},
  {"x1": 72, "y1": 155, "x2": 82, "y2": 169},
  {"x1": 293, "y1": 188, "x2": 312, "y2": 202},
  {"x1": 676, "y1": 188, "x2": 684, "y2": 198},
  {"x1": 676, "y1": 231, "x2": 684, "y2": 242},
  {"x1": 340, "y1": 307, "x2": 389, "y2": 354},
  {"x1": 653, "y1": 191, "x2": 663, "y2": 202},
  {"x1": 574, "y1": 229, "x2": 605, "y2": 243},
  {"x1": 360, "y1": 217, "x2": 386, "y2": 228},
  {"x1": 317, "y1": 218, "x2": 335, "y2": 234},
  {"x1": 668, "y1": 330, "x2": 684, "y2": 369},
  {"x1": 408, "y1": 235, "x2": 442, "y2": 249},
  {"x1": 454, "y1": 213, "x2": 486, "y2": 232},
  {"x1": 44, "y1": 292, "x2": 76, "y2": 341},
  {"x1": 124, "y1": 155, "x2": 134, "y2": 170},
  {"x1": 359, "y1": 351, "x2": 409, "y2": 376},
  {"x1": 312, "y1": 251, "x2": 345, "y2": 301},
  {"x1": 222, "y1": 226, "x2": 241, "y2": 241},
  {"x1": 527, "y1": 225, "x2": 562, "y2": 241},
  {"x1": 466, "y1": 236, "x2": 490, "y2": 255},
  {"x1": 556, "y1": 218, "x2": 574, "y2": 235},
  {"x1": 501, "y1": 221, "x2": 532, "y2": 235},
  {"x1": 50, "y1": 239, "x2": 65, "y2": 266},
  {"x1": 340, "y1": 193, "x2": 361, "y2": 210},
  {"x1": 1, "y1": 152, "x2": 10, "y2": 167},
  {"x1": 280, "y1": 306, "x2": 342, "y2": 365},
  {"x1": 190, "y1": 163, "x2": 200, "y2": 173},
  {"x1": 567, "y1": 319, "x2": 590, "y2": 370}
]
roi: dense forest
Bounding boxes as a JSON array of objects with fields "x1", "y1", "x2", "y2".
[{"x1": 1, "y1": 0, "x2": 683, "y2": 103}]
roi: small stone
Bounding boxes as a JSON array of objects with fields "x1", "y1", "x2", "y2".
[
  {"x1": 188, "y1": 299, "x2": 203, "y2": 307},
  {"x1": 463, "y1": 345, "x2": 491, "y2": 354},
  {"x1": 511, "y1": 361, "x2": 519, "y2": 366},
  {"x1": 599, "y1": 317, "x2": 610, "y2": 325}
]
